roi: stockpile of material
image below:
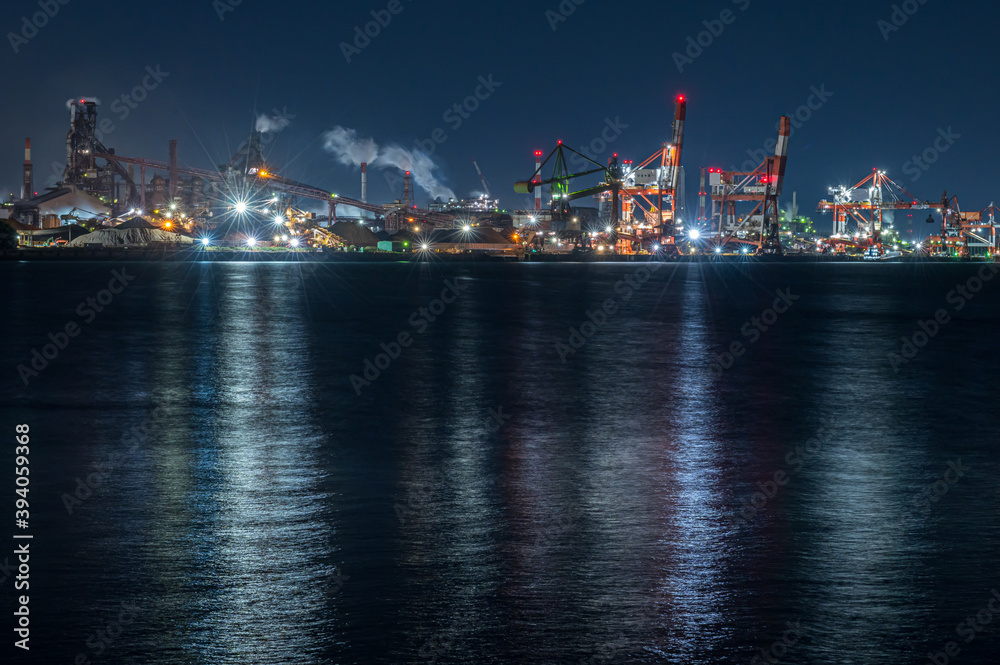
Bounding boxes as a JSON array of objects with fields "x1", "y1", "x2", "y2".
[
  {"x1": 67, "y1": 227, "x2": 194, "y2": 247},
  {"x1": 330, "y1": 221, "x2": 379, "y2": 247}
]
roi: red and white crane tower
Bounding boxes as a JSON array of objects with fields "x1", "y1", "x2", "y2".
[
  {"x1": 708, "y1": 115, "x2": 791, "y2": 253},
  {"x1": 611, "y1": 95, "x2": 687, "y2": 248}
]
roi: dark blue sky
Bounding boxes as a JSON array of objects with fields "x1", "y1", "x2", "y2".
[{"x1": 1, "y1": 0, "x2": 995, "y2": 232}]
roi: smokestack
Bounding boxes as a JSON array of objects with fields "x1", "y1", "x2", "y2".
[
  {"x1": 403, "y1": 170, "x2": 413, "y2": 209},
  {"x1": 361, "y1": 162, "x2": 367, "y2": 204},
  {"x1": 534, "y1": 151, "x2": 542, "y2": 211},
  {"x1": 168, "y1": 139, "x2": 178, "y2": 201},
  {"x1": 22, "y1": 138, "x2": 33, "y2": 200}
]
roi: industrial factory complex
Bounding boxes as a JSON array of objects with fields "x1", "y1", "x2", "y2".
[{"x1": 1, "y1": 96, "x2": 995, "y2": 261}]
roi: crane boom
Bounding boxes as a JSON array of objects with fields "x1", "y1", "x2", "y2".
[{"x1": 473, "y1": 160, "x2": 491, "y2": 197}]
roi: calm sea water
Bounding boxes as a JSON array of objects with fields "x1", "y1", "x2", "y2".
[{"x1": 2, "y1": 260, "x2": 999, "y2": 664}]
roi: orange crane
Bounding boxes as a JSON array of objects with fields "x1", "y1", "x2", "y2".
[
  {"x1": 610, "y1": 95, "x2": 687, "y2": 251},
  {"x1": 708, "y1": 116, "x2": 791, "y2": 254},
  {"x1": 923, "y1": 197, "x2": 997, "y2": 258},
  {"x1": 817, "y1": 169, "x2": 951, "y2": 256}
]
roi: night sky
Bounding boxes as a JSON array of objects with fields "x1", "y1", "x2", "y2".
[{"x1": 1, "y1": 0, "x2": 996, "y2": 231}]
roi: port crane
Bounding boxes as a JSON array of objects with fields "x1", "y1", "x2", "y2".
[
  {"x1": 923, "y1": 196, "x2": 998, "y2": 258},
  {"x1": 515, "y1": 95, "x2": 687, "y2": 253},
  {"x1": 515, "y1": 141, "x2": 625, "y2": 227},
  {"x1": 707, "y1": 116, "x2": 791, "y2": 255},
  {"x1": 817, "y1": 169, "x2": 948, "y2": 255}
]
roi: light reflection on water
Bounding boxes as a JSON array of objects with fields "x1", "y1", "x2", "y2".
[{"x1": 3, "y1": 261, "x2": 1000, "y2": 664}]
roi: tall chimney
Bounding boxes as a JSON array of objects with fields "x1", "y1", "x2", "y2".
[
  {"x1": 168, "y1": 139, "x2": 178, "y2": 201},
  {"x1": 361, "y1": 162, "x2": 367, "y2": 204},
  {"x1": 403, "y1": 170, "x2": 413, "y2": 209},
  {"x1": 22, "y1": 138, "x2": 33, "y2": 200}
]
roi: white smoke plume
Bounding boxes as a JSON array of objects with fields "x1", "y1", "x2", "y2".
[
  {"x1": 375, "y1": 146, "x2": 456, "y2": 202},
  {"x1": 321, "y1": 126, "x2": 456, "y2": 202},
  {"x1": 256, "y1": 111, "x2": 291, "y2": 134},
  {"x1": 322, "y1": 127, "x2": 379, "y2": 167}
]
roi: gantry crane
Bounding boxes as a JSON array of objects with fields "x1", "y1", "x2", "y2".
[
  {"x1": 924, "y1": 196, "x2": 998, "y2": 258},
  {"x1": 817, "y1": 169, "x2": 947, "y2": 256},
  {"x1": 516, "y1": 95, "x2": 687, "y2": 253},
  {"x1": 708, "y1": 116, "x2": 791, "y2": 255},
  {"x1": 515, "y1": 141, "x2": 625, "y2": 246}
]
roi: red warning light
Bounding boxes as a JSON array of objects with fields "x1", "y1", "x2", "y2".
[
  {"x1": 677, "y1": 95, "x2": 685, "y2": 102},
  {"x1": 557, "y1": 140, "x2": 563, "y2": 145},
  {"x1": 80, "y1": 99, "x2": 85, "y2": 103}
]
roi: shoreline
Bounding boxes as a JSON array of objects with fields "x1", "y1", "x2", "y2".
[{"x1": 0, "y1": 248, "x2": 991, "y2": 263}]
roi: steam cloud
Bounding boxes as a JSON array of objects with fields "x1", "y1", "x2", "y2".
[
  {"x1": 322, "y1": 127, "x2": 378, "y2": 166},
  {"x1": 256, "y1": 112, "x2": 291, "y2": 134},
  {"x1": 322, "y1": 126, "x2": 456, "y2": 202}
]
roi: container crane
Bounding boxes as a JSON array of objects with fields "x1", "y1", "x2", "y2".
[{"x1": 817, "y1": 169, "x2": 947, "y2": 256}]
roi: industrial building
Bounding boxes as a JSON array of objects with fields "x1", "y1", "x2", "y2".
[{"x1": 2, "y1": 99, "x2": 474, "y2": 251}]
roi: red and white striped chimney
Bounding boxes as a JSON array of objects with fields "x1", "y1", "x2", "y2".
[{"x1": 361, "y1": 162, "x2": 367, "y2": 204}]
